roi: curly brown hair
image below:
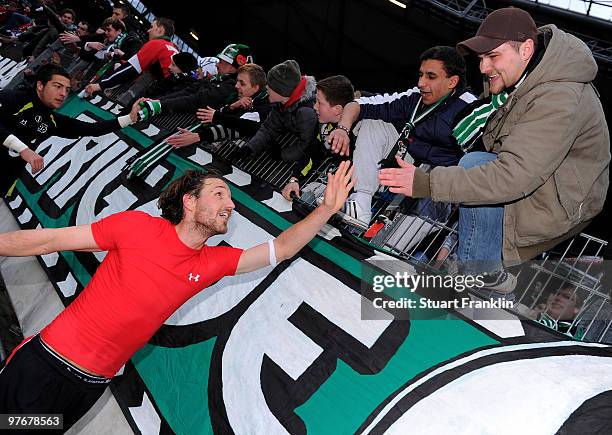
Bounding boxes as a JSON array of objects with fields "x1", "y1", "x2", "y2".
[{"x1": 157, "y1": 170, "x2": 224, "y2": 224}]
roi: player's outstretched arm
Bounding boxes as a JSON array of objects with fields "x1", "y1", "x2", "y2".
[
  {"x1": 236, "y1": 161, "x2": 355, "y2": 274},
  {"x1": 0, "y1": 225, "x2": 101, "y2": 257}
]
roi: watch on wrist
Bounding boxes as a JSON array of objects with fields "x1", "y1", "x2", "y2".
[{"x1": 289, "y1": 177, "x2": 299, "y2": 184}]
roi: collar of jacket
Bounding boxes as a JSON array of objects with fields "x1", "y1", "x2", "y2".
[
  {"x1": 211, "y1": 72, "x2": 237, "y2": 83},
  {"x1": 31, "y1": 89, "x2": 52, "y2": 112},
  {"x1": 153, "y1": 35, "x2": 174, "y2": 43},
  {"x1": 252, "y1": 87, "x2": 268, "y2": 103}
]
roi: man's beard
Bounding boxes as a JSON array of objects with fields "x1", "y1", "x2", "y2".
[{"x1": 194, "y1": 216, "x2": 228, "y2": 238}]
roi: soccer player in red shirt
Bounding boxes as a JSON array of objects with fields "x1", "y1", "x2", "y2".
[{"x1": 0, "y1": 161, "x2": 354, "y2": 430}]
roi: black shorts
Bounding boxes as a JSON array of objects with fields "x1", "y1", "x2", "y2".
[{"x1": 0, "y1": 335, "x2": 111, "y2": 432}]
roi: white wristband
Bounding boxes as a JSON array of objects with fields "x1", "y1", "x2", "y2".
[
  {"x1": 3, "y1": 134, "x2": 28, "y2": 153},
  {"x1": 118, "y1": 114, "x2": 134, "y2": 128},
  {"x1": 268, "y1": 239, "x2": 277, "y2": 267}
]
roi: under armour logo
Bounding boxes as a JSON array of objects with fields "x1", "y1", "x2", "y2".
[{"x1": 188, "y1": 273, "x2": 200, "y2": 282}]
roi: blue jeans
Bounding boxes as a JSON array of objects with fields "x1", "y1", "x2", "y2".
[
  {"x1": 1, "y1": 13, "x2": 31, "y2": 32},
  {"x1": 457, "y1": 152, "x2": 503, "y2": 275}
]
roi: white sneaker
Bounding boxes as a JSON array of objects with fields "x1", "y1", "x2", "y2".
[
  {"x1": 325, "y1": 198, "x2": 371, "y2": 229},
  {"x1": 479, "y1": 270, "x2": 517, "y2": 294},
  {"x1": 300, "y1": 182, "x2": 326, "y2": 205}
]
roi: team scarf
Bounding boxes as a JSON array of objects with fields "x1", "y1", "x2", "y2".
[
  {"x1": 452, "y1": 92, "x2": 508, "y2": 152},
  {"x1": 283, "y1": 76, "x2": 307, "y2": 110},
  {"x1": 452, "y1": 71, "x2": 531, "y2": 152}
]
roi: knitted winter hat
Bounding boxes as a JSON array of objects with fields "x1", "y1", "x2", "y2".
[
  {"x1": 267, "y1": 60, "x2": 301, "y2": 97},
  {"x1": 172, "y1": 52, "x2": 198, "y2": 73},
  {"x1": 217, "y1": 43, "x2": 253, "y2": 68}
]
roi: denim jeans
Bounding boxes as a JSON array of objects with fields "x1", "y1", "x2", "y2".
[
  {"x1": 457, "y1": 152, "x2": 504, "y2": 275},
  {"x1": 1, "y1": 13, "x2": 31, "y2": 32}
]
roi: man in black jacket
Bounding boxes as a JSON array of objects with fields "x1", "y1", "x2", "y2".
[
  {"x1": 0, "y1": 64, "x2": 139, "y2": 195},
  {"x1": 165, "y1": 63, "x2": 271, "y2": 148},
  {"x1": 80, "y1": 18, "x2": 142, "y2": 65}
]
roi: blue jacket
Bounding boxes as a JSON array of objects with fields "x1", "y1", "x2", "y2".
[{"x1": 357, "y1": 87, "x2": 476, "y2": 167}]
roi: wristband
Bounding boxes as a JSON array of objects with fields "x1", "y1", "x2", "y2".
[
  {"x1": 118, "y1": 114, "x2": 134, "y2": 128},
  {"x1": 335, "y1": 124, "x2": 350, "y2": 135},
  {"x1": 3, "y1": 134, "x2": 28, "y2": 153},
  {"x1": 288, "y1": 177, "x2": 299, "y2": 184},
  {"x1": 268, "y1": 239, "x2": 277, "y2": 267}
]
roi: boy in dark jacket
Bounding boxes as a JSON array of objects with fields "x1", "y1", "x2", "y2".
[
  {"x1": 281, "y1": 75, "x2": 354, "y2": 201},
  {"x1": 238, "y1": 59, "x2": 318, "y2": 163}
]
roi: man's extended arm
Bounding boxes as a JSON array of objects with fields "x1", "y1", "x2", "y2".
[
  {"x1": 235, "y1": 161, "x2": 355, "y2": 274},
  {"x1": 53, "y1": 104, "x2": 139, "y2": 138},
  {"x1": 0, "y1": 225, "x2": 101, "y2": 257}
]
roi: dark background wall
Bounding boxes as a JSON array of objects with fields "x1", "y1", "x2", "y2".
[{"x1": 142, "y1": 0, "x2": 612, "y2": 241}]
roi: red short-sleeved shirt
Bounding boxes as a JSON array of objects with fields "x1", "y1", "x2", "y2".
[{"x1": 41, "y1": 211, "x2": 243, "y2": 377}]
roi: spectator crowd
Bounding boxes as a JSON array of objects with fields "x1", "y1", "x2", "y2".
[{"x1": 0, "y1": 1, "x2": 610, "y2": 339}]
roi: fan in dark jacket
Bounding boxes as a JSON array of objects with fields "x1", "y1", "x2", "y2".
[
  {"x1": 79, "y1": 18, "x2": 142, "y2": 65},
  {"x1": 238, "y1": 60, "x2": 318, "y2": 163},
  {"x1": 165, "y1": 63, "x2": 272, "y2": 149}
]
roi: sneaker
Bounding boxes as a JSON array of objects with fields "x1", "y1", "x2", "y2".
[
  {"x1": 320, "y1": 198, "x2": 370, "y2": 229},
  {"x1": 478, "y1": 270, "x2": 517, "y2": 295},
  {"x1": 300, "y1": 182, "x2": 326, "y2": 205}
]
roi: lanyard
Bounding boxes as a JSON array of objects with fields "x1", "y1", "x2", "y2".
[{"x1": 395, "y1": 90, "x2": 453, "y2": 159}]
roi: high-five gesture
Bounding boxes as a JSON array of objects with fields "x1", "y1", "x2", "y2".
[{"x1": 236, "y1": 161, "x2": 356, "y2": 274}]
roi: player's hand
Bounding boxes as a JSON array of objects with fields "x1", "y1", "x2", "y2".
[{"x1": 20, "y1": 148, "x2": 44, "y2": 174}]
